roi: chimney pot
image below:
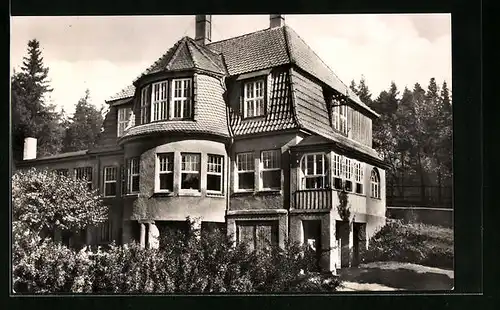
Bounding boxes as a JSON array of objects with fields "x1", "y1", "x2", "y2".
[
  {"x1": 270, "y1": 14, "x2": 285, "y2": 28},
  {"x1": 23, "y1": 137, "x2": 37, "y2": 160},
  {"x1": 195, "y1": 15, "x2": 212, "y2": 45}
]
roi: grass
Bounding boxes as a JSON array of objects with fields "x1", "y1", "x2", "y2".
[{"x1": 361, "y1": 219, "x2": 454, "y2": 270}]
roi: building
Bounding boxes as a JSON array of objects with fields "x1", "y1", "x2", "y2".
[{"x1": 15, "y1": 15, "x2": 388, "y2": 272}]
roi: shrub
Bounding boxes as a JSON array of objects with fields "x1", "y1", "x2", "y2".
[{"x1": 361, "y1": 219, "x2": 453, "y2": 269}]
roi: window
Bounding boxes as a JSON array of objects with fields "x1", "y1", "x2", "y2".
[
  {"x1": 181, "y1": 153, "x2": 200, "y2": 191},
  {"x1": 237, "y1": 221, "x2": 278, "y2": 252},
  {"x1": 300, "y1": 153, "x2": 329, "y2": 189},
  {"x1": 157, "y1": 153, "x2": 174, "y2": 192},
  {"x1": 237, "y1": 152, "x2": 255, "y2": 190},
  {"x1": 207, "y1": 154, "x2": 223, "y2": 193},
  {"x1": 344, "y1": 158, "x2": 353, "y2": 192},
  {"x1": 151, "y1": 81, "x2": 168, "y2": 121},
  {"x1": 261, "y1": 150, "x2": 281, "y2": 190},
  {"x1": 354, "y1": 162, "x2": 364, "y2": 194},
  {"x1": 332, "y1": 103, "x2": 348, "y2": 135},
  {"x1": 75, "y1": 167, "x2": 93, "y2": 191},
  {"x1": 370, "y1": 168, "x2": 380, "y2": 199},
  {"x1": 103, "y1": 166, "x2": 118, "y2": 197},
  {"x1": 117, "y1": 107, "x2": 132, "y2": 137},
  {"x1": 120, "y1": 165, "x2": 126, "y2": 196},
  {"x1": 243, "y1": 79, "x2": 265, "y2": 118},
  {"x1": 55, "y1": 168, "x2": 68, "y2": 177},
  {"x1": 98, "y1": 220, "x2": 111, "y2": 243},
  {"x1": 171, "y1": 78, "x2": 192, "y2": 119},
  {"x1": 332, "y1": 154, "x2": 343, "y2": 190},
  {"x1": 127, "y1": 158, "x2": 140, "y2": 194}
]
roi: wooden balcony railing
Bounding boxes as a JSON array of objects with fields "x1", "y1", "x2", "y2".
[{"x1": 292, "y1": 189, "x2": 333, "y2": 210}]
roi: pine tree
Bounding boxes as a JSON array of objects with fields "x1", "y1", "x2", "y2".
[
  {"x1": 62, "y1": 89, "x2": 104, "y2": 152},
  {"x1": 357, "y1": 75, "x2": 373, "y2": 107},
  {"x1": 11, "y1": 39, "x2": 64, "y2": 160}
]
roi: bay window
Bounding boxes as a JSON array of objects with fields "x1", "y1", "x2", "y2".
[
  {"x1": 332, "y1": 154, "x2": 343, "y2": 190},
  {"x1": 354, "y1": 161, "x2": 364, "y2": 194},
  {"x1": 300, "y1": 153, "x2": 329, "y2": 189},
  {"x1": 172, "y1": 78, "x2": 192, "y2": 119},
  {"x1": 151, "y1": 81, "x2": 168, "y2": 121},
  {"x1": 181, "y1": 153, "x2": 200, "y2": 191},
  {"x1": 261, "y1": 150, "x2": 281, "y2": 190},
  {"x1": 237, "y1": 152, "x2": 255, "y2": 190},
  {"x1": 75, "y1": 167, "x2": 93, "y2": 191},
  {"x1": 157, "y1": 153, "x2": 174, "y2": 192},
  {"x1": 243, "y1": 79, "x2": 265, "y2": 118},
  {"x1": 370, "y1": 168, "x2": 380, "y2": 199},
  {"x1": 207, "y1": 154, "x2": 224, "y2": 193},
  {"x1": 344, "y1": 158, "x2": 353, "y2": 192},
  {"x1": 103, "y1": 166, "x2": 117, "y2": 197},
  {"x1": 140, "y1": 86, "x2": 151, "y2": 124},
  {"x1": 117, "y1": 107, "x2": 132, "y2": 137},
  {"x1": 127, "y1": 157, "x2": 140, "y2": 194}
]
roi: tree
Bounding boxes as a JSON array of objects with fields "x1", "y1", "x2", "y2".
[
  {"x1": 350, "y1": 76, "x2": 373, "y2": 107},
  {"x1": 11, "y1": 39, "x2": 65, "y2": 160},
  {"x1": 12, "y1": 168, "x2": 108, "y2": 235},
  {"x1": 62, "y1": 89, "x2": 104, "y2": 152}
]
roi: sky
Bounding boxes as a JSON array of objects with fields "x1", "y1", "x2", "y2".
[{"x1": 10, "y1": 14, "x2": 451, "y2": 116}]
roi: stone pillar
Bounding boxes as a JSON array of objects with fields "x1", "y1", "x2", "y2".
[
  {"x1": 348, "y1": 221, "x2": 354, "y2": 267},
  {"x1": 320, "y1": 213, "x2": 332, "y2": 272},
  {"x1": 226, "y1": 217, "x2": 237, "y2": 245},
  {"x1": 139, "y1": 222, "x2": 146, "y2": 248},
  {"x1": 329, "y1": 213, "x2": 337, "y2": 274},
  {"x1": 148, "y1": 222, "x2": 160, "y2": 249}
]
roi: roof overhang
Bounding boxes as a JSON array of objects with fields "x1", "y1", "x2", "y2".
[{"x1": 107, "y1": 97, "x2": 134, "y2": 107}]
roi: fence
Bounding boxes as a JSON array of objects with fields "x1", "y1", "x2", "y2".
[
  {"x1": 386, "y1": 206, "x2": 453, "y2": 228},
  {"x1": 387, "y1": 185, "x2": 452, "y2": 208}
]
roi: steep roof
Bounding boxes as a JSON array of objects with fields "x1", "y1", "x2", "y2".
[{"x1": 107, "y1": 84, "x2": 135, "y2": 102}]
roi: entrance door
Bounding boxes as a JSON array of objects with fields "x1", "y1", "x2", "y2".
[
  {"x1": 303, "y1": 220, "x2": 322, "y2": 271},
  {"x1": 336, "y1": 221, "x2": 350, "y2": 268}
]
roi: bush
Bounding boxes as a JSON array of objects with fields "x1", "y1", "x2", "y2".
[
  {"x1": 13, "y1": 220, "x2": 340, "y2": 293},
  {"x1": 361, "y1": 219, "x2": 453, "y2": 269}
]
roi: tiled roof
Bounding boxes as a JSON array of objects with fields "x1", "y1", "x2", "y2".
[
  {"x1": 27, "y1": 150, "x2": 89, "y2": 161},
  {"x1": 229, "y1": 68, "x2": 298, "y2": 136},
  {"x1": 290, "y1": 68, "x2": 381, "y2": 159},
  {"x1": 107, "y1": 84, "x2": 135, "y2": 102}
]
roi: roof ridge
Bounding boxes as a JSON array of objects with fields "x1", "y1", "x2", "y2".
[
  {"x1": 184, "y1": 39, "x2": 199, "y2": 69},
  {"x1": 166, "y1": 37, "x2": 189, "y2": 71},
  {"x1": 134, "y1": 37, "x2": 185, "y2": 82},
  {"x1": 188, "y1": 39, "x2": 225, "y2": 73},
  {"x1": 207, "y1": 26, "x2": 283, "y2": 47}
]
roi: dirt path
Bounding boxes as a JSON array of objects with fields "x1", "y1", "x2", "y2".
[{"x1": 338, "y1": 261, "x2": 454, "y2": 291}]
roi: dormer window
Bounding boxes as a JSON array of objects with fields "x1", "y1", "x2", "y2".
[
  {"x1": 243, "y1": 79, "x2": 265, "y2": 118},
  {"x1": 332, "y1": 103, "x2": 348, "y2": 135},
  {"x1": 172, "y1": 78, "x2": 193, "y2": 119},
  {"x1": 117, "y1": 107, "x2": 132, "y2": 137}
]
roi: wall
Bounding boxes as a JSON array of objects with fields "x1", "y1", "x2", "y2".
[
  {"x1": 123, "y1": 137, "x2": 227, "y2": 223},
  {"x1": 386, "y1": 207, "x2": 453, "y2": 228}
]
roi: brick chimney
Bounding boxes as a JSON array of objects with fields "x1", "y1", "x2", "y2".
[
  {"x1": 195, "y1": 15, "x2": 212, "y2": 45},
  {"x1": 270, "y1": 14, "x2": 285, "y2": 28},
  {"x1": 23, "y1": 137, "x2": 37, "y2": 160}
]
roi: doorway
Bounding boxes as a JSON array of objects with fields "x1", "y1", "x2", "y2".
[{"x1": 303, "y1": 220, "x2": 322, "y2": 271}]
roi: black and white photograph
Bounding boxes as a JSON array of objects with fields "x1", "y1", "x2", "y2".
[{"x1": 10, "y1": 14, "x2": 454, "y2": 294}]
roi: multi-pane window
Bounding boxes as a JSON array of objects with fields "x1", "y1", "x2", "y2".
[
  {"x1": 157, "y1": 153, "x2": 174, "y2": 192},
  {"x1": 98, "y1": 220, "x2": 111, "y2": 243},
  {"x1": 172, "y1": 79, "x2": 192, "y2": 119},
  {"x1": 103, "y1": 166, "x2": 117, "y2": 197},
  {"x1": 300, "y1": 153, "x2": 329, "y2": 189},
  {"x1": 75, "y1": 167, "x2": 93, "y2": 191},
  {"x1": 207, "y1": 155, "x2": 224, "y2": 193},
  {"x1": 120, "y1": 165, "x2": 126, "y2": 196},
  {"x1": 181, "y1": 153, "x2": 200, "y2": 190},
  {"x1": 243, "y1": 80, "x2": 265, "y2": 118},
  {"x1": 354, "y1": 162, "x2": 364, "y2": 194},
  {"x1": 151, "y1": 81, "x2": 168, "y2": 121},
  {"x1": 140, "y1": 86, "x2": 151, "y2": 124},
  {"x1": 117, "y1": 107, "x2": 132, "y2": 137},
  {"x1": 261, "y1": 150, "x2": 281, "y2": 190},
  {"x1": 127, "y1": 158, "x2": 140, "y2": 194},
  {"x1": 237, "y1": 152, "x2": 255, "y2": 190},
  {"x1": 344, "y1": 158, "x2": 353, "y2": 192},
  {"x1": 332, "y1": 103, "x2": 348, "y2": 135},
  {"x1": 370, "y1": 168, "x2": 380, "y2": 199},
  {"x1": 55, "y1": 168, "x2": 69, "y2": 177},
  {"x1": 332, "y1": 154, "x2": 343, "y2": 190}
]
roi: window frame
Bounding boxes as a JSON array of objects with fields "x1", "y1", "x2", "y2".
[
  {"x1": 55, "y1": 168, "x2": 69, "y2": 177},
  {"x1": 74, "y1": 167, "x2": 93, "y2": 191},
  {"x1": 242, "y1": 78, "x2": 266, "y2": 119},
  {"x1": 370, "y1": 168, "x2": 380, "y2": 199},
  {"x1": 140, "y1": 86, "x2": 151, "y2": 124},
  {"x1": 127, "y1": 157, "x2": 140, "y2": 194},
  {"x1": 236, "y1": 152, "x2": 255, "y2": 192},
  {"x1": 260, "y1": 149, "x2": 281, "y2": 191},
  {"x1": 332, "y1": 102, "x2": 348, "y2": 136},
  {"x1": 300, "y1": 153, "x2": 329, "y2": 190},
  {"x1": 206, "y1": 154, "x2": 224, "y2": 195},
  {"x1": 180, "y1": 153, "x2": 201, "y2": 192},
  {"x1": 117, "y1": 107, "x2": 132, "y2": 137},
  {"x1": 344, "y1": 158, "x2": 354, "y2": 192},
  {"x1": 151, "y1": 80, "x2": 169, "y2": 122},
  {"x1": 354, "y1": 161, "x2": 364, "y2": 195},
  {"x1": 156, "y1": 153, "x2": 174, "y2": 193},
  {"x1": 170, "y1": 78, "x2": 193, "y2": 120},
  {"x1": 103, "y1": 166, "x2": 118, "y2": 197}
]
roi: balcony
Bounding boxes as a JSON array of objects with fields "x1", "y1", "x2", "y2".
[{"x1": 292, "y1": 189, "x2": 333, "y2": 210}]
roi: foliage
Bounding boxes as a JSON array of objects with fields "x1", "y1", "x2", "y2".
[
  {"x1": 336, "y1": 188, "x2": 351, "y2": 222},
  {"x1": 62, "y1": 89, "x2": 104, "y2": 152},
  {"x1": 12, "y1": 168, "x2": 107, "y2": 234},
  {"x1": 360, "y1": 219, "x2": 453, "y2": 269},
  {"x1": 11, "y1": 39, "x2": 66, "y2": 160},
  {"x1": 13, "y1": 219, "x2": 341, "y2": 294}
]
